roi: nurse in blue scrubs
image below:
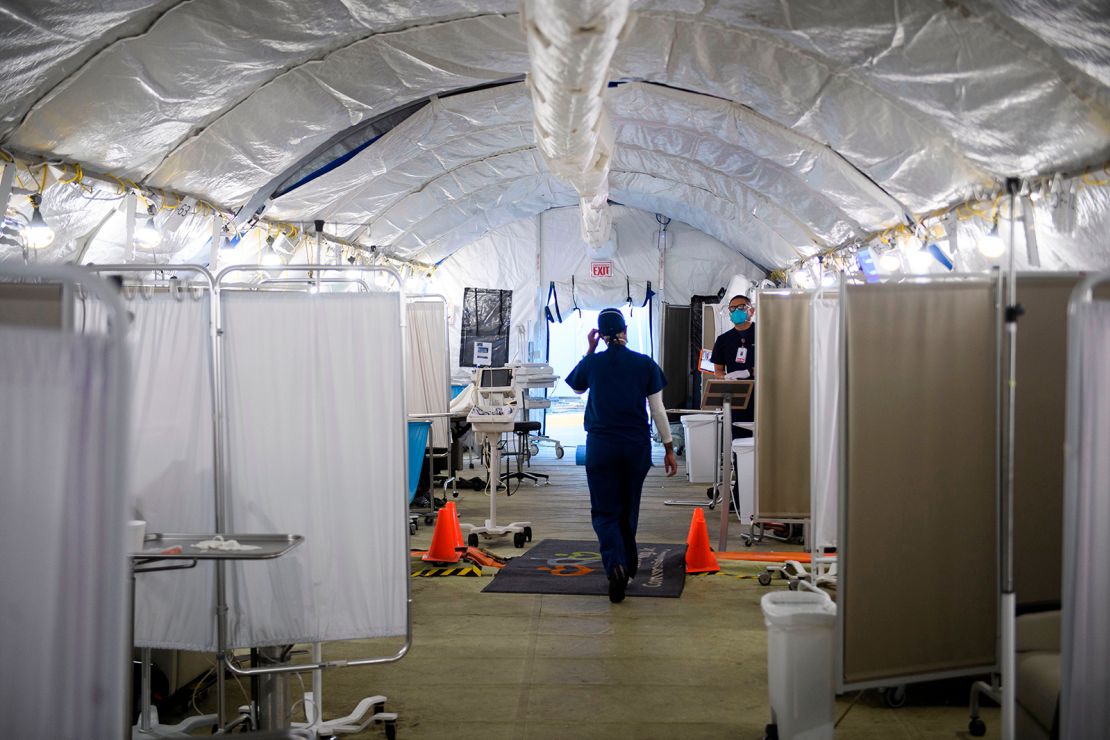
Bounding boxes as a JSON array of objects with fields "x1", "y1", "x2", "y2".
[{"x1": 566, "y1": 308, "x2": 678, "y2": 603}]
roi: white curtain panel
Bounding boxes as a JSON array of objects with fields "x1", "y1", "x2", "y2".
[
  {"x1": 127, "y1": 294, "x2": 217, "y2": 650},
  {"x1": 811, "y1": 296, "x2": 840, "y2": 550},
  {"x1": 1061, "y1": 300, "x2": 1110, "y2": 739},
  {"x1": 406, "y1": 300, "x2": 450, "y2": 447},
  {"x1": 221, "y1": 292, "x2": 408, "y2": 647},
  {"x1": 0, "y1": 326, "x2": 127, "y2": 738}
]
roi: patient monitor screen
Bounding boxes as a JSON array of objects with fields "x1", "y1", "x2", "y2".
[{"x1": 480, "y1": 368, "x2": 514, "y2": 389}]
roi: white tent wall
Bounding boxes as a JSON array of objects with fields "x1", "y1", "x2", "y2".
[{"x1": 417, "y1": 204, "x2": 765, "y2": 378}]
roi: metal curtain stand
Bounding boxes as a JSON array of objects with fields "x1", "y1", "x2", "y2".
[
  {"x1": 86, "y1": 265, "x2": 222, "y2": 737},
  {"x1": 212, "y1": 265, "x2": 412, "y2": 736},
  {"x1": 834, "y1": 270, "x2": 1004, "y2": 711},
  {"x1": 406, "y1": 294, "x2": 454, "y2": 510}
]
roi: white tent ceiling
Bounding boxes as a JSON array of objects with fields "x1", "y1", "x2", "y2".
[{"x1": 1, "y1": 0, "x2": 1109, "y2": 271}]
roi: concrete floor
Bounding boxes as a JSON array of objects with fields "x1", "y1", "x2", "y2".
[{"x1": 196, "y1": 446, "x2": 998, "y2": 738}]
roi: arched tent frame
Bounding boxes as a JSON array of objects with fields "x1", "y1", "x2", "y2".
[{"x1": 0, "y1": 1, "x2": 1108, "y2": 279}]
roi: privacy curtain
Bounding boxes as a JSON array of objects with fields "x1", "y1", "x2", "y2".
[
  {"x1": 221, "y1": 291, "x2": 408, "y2": 647},
  {"x1": 1061, "y1": 299, "x2": 1110, "y2": 739},
  {"x1": 1008, "y1": 276, "x2": 1077, "y2": 610},
  {"x1": 754, "y1": 292, "x2": 811, "y2": 519},
  {"x1": 840, "y1": 281, "x2": 997, "y2": 687},
  {"x1": 127, "y1": 293, "x2": 217, "y2": 650},
  {"x1": 406, "y1": 300, "x2": 450, "y2": 447},
  {"x1": 0, "y1": 323, "x2": 128, "y2": 738},
  {"x1": 811, "y1": 296, "x2": 840, "y2": 551}
]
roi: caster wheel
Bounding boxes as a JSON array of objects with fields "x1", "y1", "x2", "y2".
[
  {"x1": 968, "y1": 717, "x2": 986, "y2": 737},
  {"x1": 523, "y1": 526, "x2": 533, "y2": 542},
  {"x1": 763, "y1": 723, "x2": 778, "y2": 740},
  {"x1": 513, "y1": 532, "x2": 526, "y2": 548},
  {"x1": 467, "y1": 533, "x2": 479, "y2": 548},
  {"x1": 384, "y1": 720, "x2": 397, "y2": 740},
  {"x1": 555, "y1": 445, "x2": 564, "y2": 459},
  {"x1": 452, "y1": 491, "x2": 459, "y2": 498},
  {"x1": 788, "y1": 579, "x2": 800, "y2": 591},
  {"x1": 882, "y1": 685, "x2": 907, "y2": 708},
  {"x1": 424, "y1": 515, "x2": 434, "y2": 525},
  {"x1": 529, "y1": 443, "x2": 540, "y2": 457},
  {"x1": 744, "y1": 539, "x2": 753, "y2": 548},
  {"x1": 409, "y1": 522, "x2": 417, "y2": 536},
  {"x1": 758, "y1": 572, "x2": 773, "y2": 586}
]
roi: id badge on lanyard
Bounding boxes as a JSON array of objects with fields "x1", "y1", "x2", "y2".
[{"x1": 735, "y1": 345, "x2": 748, "y2": 365}]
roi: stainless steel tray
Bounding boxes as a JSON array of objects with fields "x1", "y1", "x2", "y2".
[{"x1": 132, "y1": 533, "x2": 304, "y2": 561}]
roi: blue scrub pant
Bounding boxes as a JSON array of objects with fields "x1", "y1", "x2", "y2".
[{"x1": 584, "y1": 433, "x2": 652, "y2": 578}]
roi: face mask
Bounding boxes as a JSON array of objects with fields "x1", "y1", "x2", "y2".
[{"x1": 730, "y1": 308, "x2": 749, "y2": 324}]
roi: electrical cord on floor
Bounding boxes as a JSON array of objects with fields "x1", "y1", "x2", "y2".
[{"x1": 834, "y1": 690, "x2": 865, "y2": 728}]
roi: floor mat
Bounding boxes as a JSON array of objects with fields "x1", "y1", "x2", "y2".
[{"x1": 481, "y1": 539, "x2": 686, "y2": 598}]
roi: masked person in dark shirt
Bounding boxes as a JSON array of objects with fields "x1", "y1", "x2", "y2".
[
  {"x1": 709, "y1": 294, "x2": 755, "y2": 439},
  {"x1": 566, "y1": 308, "x2": 678, "y2": 603}
]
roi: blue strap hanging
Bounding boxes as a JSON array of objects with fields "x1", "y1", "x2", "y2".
[{"x1": 544, "y1": 281, "x2": 562, "y2": 324}]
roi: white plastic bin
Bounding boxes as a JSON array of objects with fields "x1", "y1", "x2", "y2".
[
  {"x1": 732, "y1": 438, "x2": 755, "y2": 521},
  {"x1": 761, "y1": 591, "x2": 837, "y2": 740},
  {"x1": 680, "y1": 414, "x2": 718, "y2": 483}
]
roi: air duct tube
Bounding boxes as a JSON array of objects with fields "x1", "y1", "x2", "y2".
[{"x1": 522, "y1": 0, "x2": 630, "y2": 249}]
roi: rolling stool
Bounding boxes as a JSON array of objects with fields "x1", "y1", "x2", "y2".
[{"x1": 500, "y1": 421, "x2": 549, "y2": 486}]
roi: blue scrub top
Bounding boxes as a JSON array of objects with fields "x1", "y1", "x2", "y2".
[{"x1": 565, "y1": 344, "x2": 667, "y2": 443}]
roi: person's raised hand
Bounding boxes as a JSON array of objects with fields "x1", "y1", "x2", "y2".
[
  {"x1": 664, "y1": 449, "x2": 678, "y2": 477},
  {"x1": 587, "y1": 328, "x2": 600, "y2": 354}
]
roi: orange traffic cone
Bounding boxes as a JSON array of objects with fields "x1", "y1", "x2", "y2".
[
  {"x1": 445, "y1": 501, "x2": 466, "y2": 549},
  {"x1": 422, "y1": 509, "x2": 463, "y2": 563},
  {"x1": 685, "y1": 508, "x2": 719, "y2": 574}
]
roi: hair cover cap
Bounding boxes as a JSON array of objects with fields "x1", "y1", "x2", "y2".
[{"x1": 598, "y1": 308, "x2": 626, "y2": 337}]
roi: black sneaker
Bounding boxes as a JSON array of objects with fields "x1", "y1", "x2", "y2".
[{"x1": 608, "y1": 565, "x2": 628, "y2": 604}]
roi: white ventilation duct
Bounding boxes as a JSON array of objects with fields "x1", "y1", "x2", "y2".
[{"x1": 521, "y1": 0, "x2": 630, "y2": 250}]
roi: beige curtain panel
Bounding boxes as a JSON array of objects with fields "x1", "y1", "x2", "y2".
[
  {"x1": 755, "y1": 292, "x2": 812, "y2": 519},
  {"x1": 841, "y1": 280, "x2": 998, "y2": 687}
]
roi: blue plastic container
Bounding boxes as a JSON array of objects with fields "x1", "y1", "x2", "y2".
[
  {"x1": 407, "y1": 420, "x2": 432, "y2": 503},
  {"x1": 575, "y1": 445, "x2": 587, "y2": 465}
]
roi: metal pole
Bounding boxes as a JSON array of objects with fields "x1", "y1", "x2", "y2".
[
  {"x1": 717, "y1": 395, "x2": 733, "y2": 551},
  {"x1": 1001, "y1": 180, "x2": 1021, "y2": 740}
]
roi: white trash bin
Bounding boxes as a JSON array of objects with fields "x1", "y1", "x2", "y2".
[
  {"x1": 731, "y1": 438, "x2": 755, "y2": 521},
  {"x1": 680, "y1": 414, "x2": 718, "y2": 483},
  {"x1": 761, "y1": 590, "x2": 837, "y2": 740}
]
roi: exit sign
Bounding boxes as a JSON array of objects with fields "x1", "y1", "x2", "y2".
[{"x1": 591, "y1": 261, "x2": 613, "y2": 278}]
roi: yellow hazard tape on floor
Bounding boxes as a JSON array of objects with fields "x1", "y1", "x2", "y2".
[{"x1": 411, "y1": 565, "x2": 484, "y2": 578}]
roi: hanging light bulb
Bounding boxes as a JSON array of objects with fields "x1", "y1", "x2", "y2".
[
  {"x1": 908, "y1": 247, "x2": 933, "y2": 274},
  {"x1": 977, "y1": 217, "x2": 1006, "y2": 259},
  {"x1": 134, "y1": 204, "x2": 162, "y2": 250},
  {"x1": 261, "y1": 234, "x2": 283, "y2": 267},
  {"x1": 26, "y1": 194, "x2": 55, "y2": 249},
  {"x1": 878, "y1": 250, "x2": 902, "y2": 273}
]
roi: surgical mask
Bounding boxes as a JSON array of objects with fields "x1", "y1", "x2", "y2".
[{"x1": 730, "y1": 308, "x2": 749, "y2": 324}]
